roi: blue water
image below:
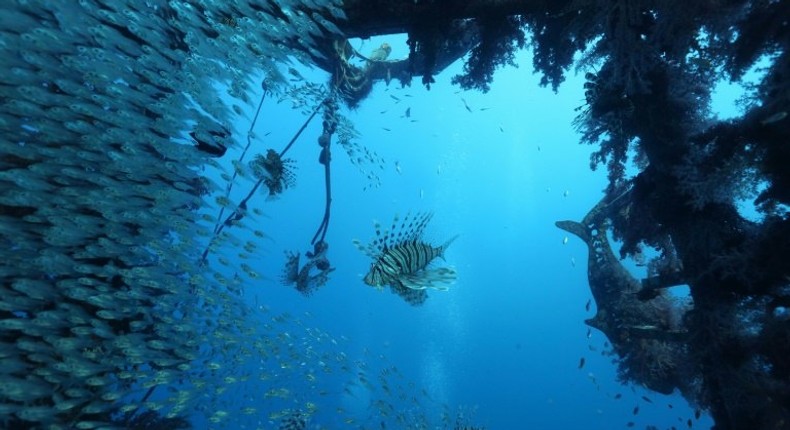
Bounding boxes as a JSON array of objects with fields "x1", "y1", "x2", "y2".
[{"x1": 207, "y1": 38, "x2": 731, "y2": 429}]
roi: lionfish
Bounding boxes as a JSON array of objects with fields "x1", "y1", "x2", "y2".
[{"x1": 353, "y1": 212, "x2": 457, "y2": 305}]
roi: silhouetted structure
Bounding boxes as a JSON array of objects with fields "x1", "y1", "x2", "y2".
[
  {"x1": 1, "y1": 1, "x2": 786, "y2": 428},
  {"x1": 319, "y1": 2, "x2": 790, "y2": 429}
]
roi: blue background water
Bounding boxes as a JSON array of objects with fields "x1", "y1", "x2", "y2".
[{"x1": 213, "y1": 37, "x2": 742, "y2": 429}]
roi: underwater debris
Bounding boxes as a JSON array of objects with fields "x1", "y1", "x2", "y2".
[
  {"x1": 329, "y1": 39, "x2": 397, "y2": 108},
  {"x1": 353, "y1": 212, "x2": 458, "y2": 305},
  {"x1": 330, "y1": 39, "x2": 373, "y2": 108}
]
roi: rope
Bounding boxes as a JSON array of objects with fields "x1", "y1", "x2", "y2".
[
  {"x1": 311, "y1": 97, "x2": 337, "y2": 245},
  {"x1": 201, "y1": 94, "x2": 324, "y2": 263},
  {"x1": 213, "y1": 81, "x2": 268, "y2": 234}
]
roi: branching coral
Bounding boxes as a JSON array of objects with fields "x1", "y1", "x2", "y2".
[
  {"x1": 451, "y1": 14, "x2": 527, "y2": 92},
  {"x1": 616, "y1": 338, "x2": 682, "y2": 394},
  {"x1": 526, "y1": 0, "x2": 601, "y2": 91},
  {"x1": 673, "y1": 134, "x2": 761, "y2": 211}
]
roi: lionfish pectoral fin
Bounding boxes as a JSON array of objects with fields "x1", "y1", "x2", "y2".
[
  {"x1": 398, "y1": 274, "x2": 428, "y2": 290},
  {"x1": 400, "y1": 267, "x2": 457, "y2": 291}
]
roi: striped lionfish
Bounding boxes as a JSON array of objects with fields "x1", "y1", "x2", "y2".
[{"x1": 353, "y1": 212, "x2": 458, "y2": 305}]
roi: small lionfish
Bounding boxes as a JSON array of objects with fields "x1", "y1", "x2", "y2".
[{"x1": 353, "y1": 212, "x2": 457, "y2": 304}]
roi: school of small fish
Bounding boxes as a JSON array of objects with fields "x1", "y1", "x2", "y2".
[{"x1": 0, "y1": 0, "x2": 469, "y2": 428}]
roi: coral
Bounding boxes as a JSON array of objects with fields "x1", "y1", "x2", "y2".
[
  {"x1": 672, "y1": 135, "x2": 761, "y2": 211},
  {"x1": 451, "y1": 14, "x2": 527, "y2": 92},
  {"x1": 526, "y1": 0, "x2": 600, "y2": 91},
  {"x1": 616, "y1": 338, "x2": 685, "y2": 395}
]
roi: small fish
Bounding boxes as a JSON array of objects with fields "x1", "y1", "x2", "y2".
[
  {"x1": 382, "y1": 127, "x2": 391, "y2": 132},
  {"x1": 563, "y1": 236, "x2": 569, "y2": 244},
  {"x1": 499, "y1": 126, "x2": 504, "y2": 132},
  {"x1": 537, "y1": 145, "x2": 541, "y2": 151},
  {"x1": 761, "y1": 111, "x2": 787, "y2": 125},
  {"x1": 694, "y1": 408, "x2": 701, "y2": 419},
  {"x1": 614, "y1": 393, "x2": 622, "y2": 399},
  {"x1": 668, "y1": 403, "x2": 673, "y2": 409},
  {"x1": 405, "y1": 107, "x2": 411, "y2": 118},
  {"x1": 480, "y1": 107, "x2": 490, "y2": 111},
  {"x1": 586, "y1": 328, "x2": 592, "y2": 339},
  {"x1": 633, "y1": 405, "x2": 639, "y2": 415},
  {"x1": 380, "y1": 110, "x2": 388, "y2": 114},
  {"x1": 563, "y1": 190, "x2": 570, "y2": 197},
  {"x1": 571, "y1": 257, "x2": 576, "y2": 267},
  {"x1": 687, "y1": 418, "x2": 692, "y2": 428},
  {"x1": 626, "y1": 422, "x2": 634, "y2": 428},
  {"x1": 578, "y1": 357, "x2": 585, "y2": 369},
  {"x1": 390, "y1": 95, "x2": 401, "y2": 102},
  {"x1": 287, "y1": 67, "x2": 303, "y2": 80},
  {"x1": 395, "y1": 161, "x2": 401, "y2": 175},
  {"x1": 461, "y1": 98, "x2": 472, "y2": 112},
  {"x1": 585, "y1": 299, "x2": 591, "y2": 311},
  {"x1": 419, "y1": 189, "x2": 424, "y2": 199},
  {"x1": 641, "y1": 395, "x2": 652, "y2": 403}
]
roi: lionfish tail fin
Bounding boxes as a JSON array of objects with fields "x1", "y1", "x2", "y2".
[{"x1": 439, "y1": 234, "x2": 460, "y2": 259}]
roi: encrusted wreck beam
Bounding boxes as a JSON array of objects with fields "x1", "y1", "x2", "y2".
[{"x1": 556, "y1": 197, "x2": 690, "y2": 396}]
